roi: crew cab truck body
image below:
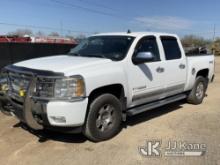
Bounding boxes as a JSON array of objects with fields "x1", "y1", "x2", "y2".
[{"x1": 0, "y1": 32, "x2": 215, "y2": 141}]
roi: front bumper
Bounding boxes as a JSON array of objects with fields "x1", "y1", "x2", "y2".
[
  {"x1": 0, "y1": 65, "x2": 88, "y2": 132},
  {"x1": 10, "y1": 98, "x2": 88, "y2": 126},
  {"x1": 1, "y1": 97, "x2": 88, "y2": 132},
  {"x1": 46, "y1": 99, "x2": 88, "y2": 127}
]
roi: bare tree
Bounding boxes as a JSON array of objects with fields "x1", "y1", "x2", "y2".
[
  {"x1": 75, "y1": 34, "x2": 86, "y2": 43},
  {"x1": 7, "y1": 29, "x2": 33, "y2": 37},
  {"x1": 65, "y1": 35, "x2": 75, "y2": 40},
  {"x1": 212, "y1": 37, "x2": 220, "y2": 56},
  {"x1": 35, "y1": 31, "x2": 45, "y2": 36},
  {"x1": 48, "y1": 32, "x2": 60, "y2": 37},
  {"x1": 181, "y1": 35, "x2": 211, "y2": 47},
  {"x1": 181, "y1": 35, "x2": 212, "y2": 55}
]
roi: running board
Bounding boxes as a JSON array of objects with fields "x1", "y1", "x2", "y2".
[{"x1": 126, "y1": 94, "x2": 187, "y2": 116}]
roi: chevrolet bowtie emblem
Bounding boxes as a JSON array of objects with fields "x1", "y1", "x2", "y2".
[{"x1": 19, "y1": 89, "x2": 26, "y2": 97}]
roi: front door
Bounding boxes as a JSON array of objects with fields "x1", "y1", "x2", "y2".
[{"x1": 127, "y1": 36, "x2": 166, "y2": 107}]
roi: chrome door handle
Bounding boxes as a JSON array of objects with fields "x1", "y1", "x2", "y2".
[
  {"x1": 156, "y1": 67, "x2": 165, "y2": 73},
  {"x1": 179, "y1": 64, "x2": 186, "y2": 69}
]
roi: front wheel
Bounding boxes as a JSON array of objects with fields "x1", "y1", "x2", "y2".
[
  {"x1": 187, "y1": 76, "x2": 208, "y2": 105},
  {"x1": 83, "y1": 94, "x2": 122, "y2": 142}
]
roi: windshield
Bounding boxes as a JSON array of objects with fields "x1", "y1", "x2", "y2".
[{"x1": 69, "y1": 36, "x2": 135, "y2": 61}]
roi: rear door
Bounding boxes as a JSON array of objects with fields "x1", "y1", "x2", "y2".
[{"x1": 160, "y1": 36, "x2": 187, "y2": 97}]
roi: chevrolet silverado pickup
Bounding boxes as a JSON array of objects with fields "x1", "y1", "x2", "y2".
[{"x1": 0, "y1": 32, "x2": 215, "y2": 142}]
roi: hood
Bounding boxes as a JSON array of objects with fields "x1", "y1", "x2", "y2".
[{"x1": 14, "y1": 55, "x2": 112, "y2": 73}]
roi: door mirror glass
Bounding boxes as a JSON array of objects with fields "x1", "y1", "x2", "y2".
[{"x1": 132, "y1": 52, "x2": 154, "y2": 64}]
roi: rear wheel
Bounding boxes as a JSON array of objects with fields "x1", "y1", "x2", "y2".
[
  {"x1": 83, "y1": 94, "x2": 122, "y2": 142},
  {"x1": 187, "y1": 76, "x2": 208, "y2": 105}
]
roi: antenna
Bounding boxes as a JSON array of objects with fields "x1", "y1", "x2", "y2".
[{"x1": 127, "y1": 29, "x2": 131, "y2": 34}]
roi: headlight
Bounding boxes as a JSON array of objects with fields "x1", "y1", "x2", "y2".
[
  {"x1": 35, "y1": 76, "x2": 85, "y2": 100},
  {"x1": 35, "y1": 77, "x2": 55, "y2": 98},
  {"x1": 54, "y1": 76, "x2": 85, "y2": 99}
]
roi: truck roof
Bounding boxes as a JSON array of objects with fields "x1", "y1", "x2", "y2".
[{"x1": 92, "y1": 32, "x2": 178, "y2": 38}]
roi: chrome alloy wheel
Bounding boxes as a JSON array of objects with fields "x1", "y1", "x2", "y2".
[
  {"x1": 196, "y1": 82, "x2": 205, "y2": 100},
  {"x1": 96, "y1": 104, "x2": 115, "y2": 132}
]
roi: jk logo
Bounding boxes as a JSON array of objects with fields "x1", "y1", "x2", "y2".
[{"x1": 139, "y1": 140, "x2": 161, "y2": 157}]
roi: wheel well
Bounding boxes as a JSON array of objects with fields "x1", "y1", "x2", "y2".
[
  {"x1": 196, "y1": 69, "x2": 209, "y2": 78},
  {"x1": 88, "y1": 84, "x2": 125, "y2": 102},
  {"x1": 85, "y1": 84, "x2": 127, "y2": 122}
]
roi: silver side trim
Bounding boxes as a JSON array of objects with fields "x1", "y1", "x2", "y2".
[{"x1": 132, "y1": 84, "x2": 185, "y2": 106}]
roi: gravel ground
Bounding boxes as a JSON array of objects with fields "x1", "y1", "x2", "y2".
[{"x1": 0, "y1": 57, "x2": 220, "y2": 165}]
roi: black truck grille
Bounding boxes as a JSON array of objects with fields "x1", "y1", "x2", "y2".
[
  {"x1": 7, "y1": 71, "x2": 32, "y2": 103},
  {"x1": 2, "y1": 65, "x2": 65, "y2": 104}
]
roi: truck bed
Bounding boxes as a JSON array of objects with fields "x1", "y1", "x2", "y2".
[{"x1": 185, "y1": 54, "x2": 215, "y2": 91}]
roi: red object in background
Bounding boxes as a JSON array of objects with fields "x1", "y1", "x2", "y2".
[
  {"x1": 0, "y1": 36, "x2": 77, "y2": 45},
  {"x1": 32, "y1": 36, "x2": 77, "y2": 45},
  {"x1": 0, "y1": 36, "x2": 31, "y2": 43}
]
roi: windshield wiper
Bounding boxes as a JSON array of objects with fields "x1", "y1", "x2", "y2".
[
  {"x1": 83, "y1": 54, "x2": 106, "y2": 58},
  {"x1": 68, "y1": 52, "x2": 81, "y2": 56},
  {"x1": 69, "y1": 53, "x2": 109, "y2": 59}
]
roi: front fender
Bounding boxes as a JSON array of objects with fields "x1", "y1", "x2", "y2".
[{"x1": 83, "y1": 66, "x2": 128, "y2": 98}]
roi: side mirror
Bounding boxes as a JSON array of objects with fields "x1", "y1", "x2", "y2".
[{"x1": 132, "y1": 52, "x2": 154, "y2": 65}]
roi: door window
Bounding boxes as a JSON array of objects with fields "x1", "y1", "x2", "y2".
[
  {"x1": 134, "y1": 36, "x2": 160, "y2": 62},
  {"x1": 161, "y1": 37, "x2": 182, "y2": 60}
]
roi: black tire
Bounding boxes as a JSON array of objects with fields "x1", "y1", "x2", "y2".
[
  {"x1": 83, "y1": 94, "x2": 122, "y2": 142},
  {"x1": 187, "y1": 76, "x2": 208, "y2": 105}
]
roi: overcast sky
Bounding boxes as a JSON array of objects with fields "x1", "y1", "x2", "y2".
[{"x1": 0, "y1": 0, "x2": 219, "y2": 38}]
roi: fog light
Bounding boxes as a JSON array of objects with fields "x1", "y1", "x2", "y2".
[
  {"x1": 1, "y1": 84, "x2": 9, "y2": 92},
  {"x1": 19, "y1": 89, "x2": 26, "y2": 97},
  {"x1": 50, "y1": 116, "x2": 66, "y2": 123}
]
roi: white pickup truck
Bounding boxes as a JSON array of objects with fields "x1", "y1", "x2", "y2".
[{"x1": 0, "y1": 32, "x2": 215, "y2": 141}]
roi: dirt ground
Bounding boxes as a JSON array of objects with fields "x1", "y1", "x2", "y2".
[{"x1": 0, "y1": 58, "x2": 220, "y2": 165}]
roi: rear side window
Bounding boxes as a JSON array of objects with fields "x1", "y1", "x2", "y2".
[
  {"x1": 161, "y1": 37, "x2": 182, "y2": 60},
  {"x1": 135, "y1": 36, "x2": 160, "y2": 61}
]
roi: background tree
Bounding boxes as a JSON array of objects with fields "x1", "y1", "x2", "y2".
[
  {"x1": 75, "y1": 34, "x2": 86, "y2": 43},
  {"x1": 212, "y1": 37, "x2": 220, "y2": 56},
  {"x1": 181, "y1": 35, "x2": 211, "y2": 47},
  {"x1": 35, "y1": 31, "x2": 45, "y2": 36},
  {"x1": 48, "y1": 32, "x2": 60, "y2": 37},
  {"x1": 7, "y1": 29, "x2": 33, "y2": 37},
  {"x1": 65, "y1": 34, "x2": 75, "y2": 40},
  {"x1": 181, "y1": 35, "x2": 213, "y2": 55}
]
